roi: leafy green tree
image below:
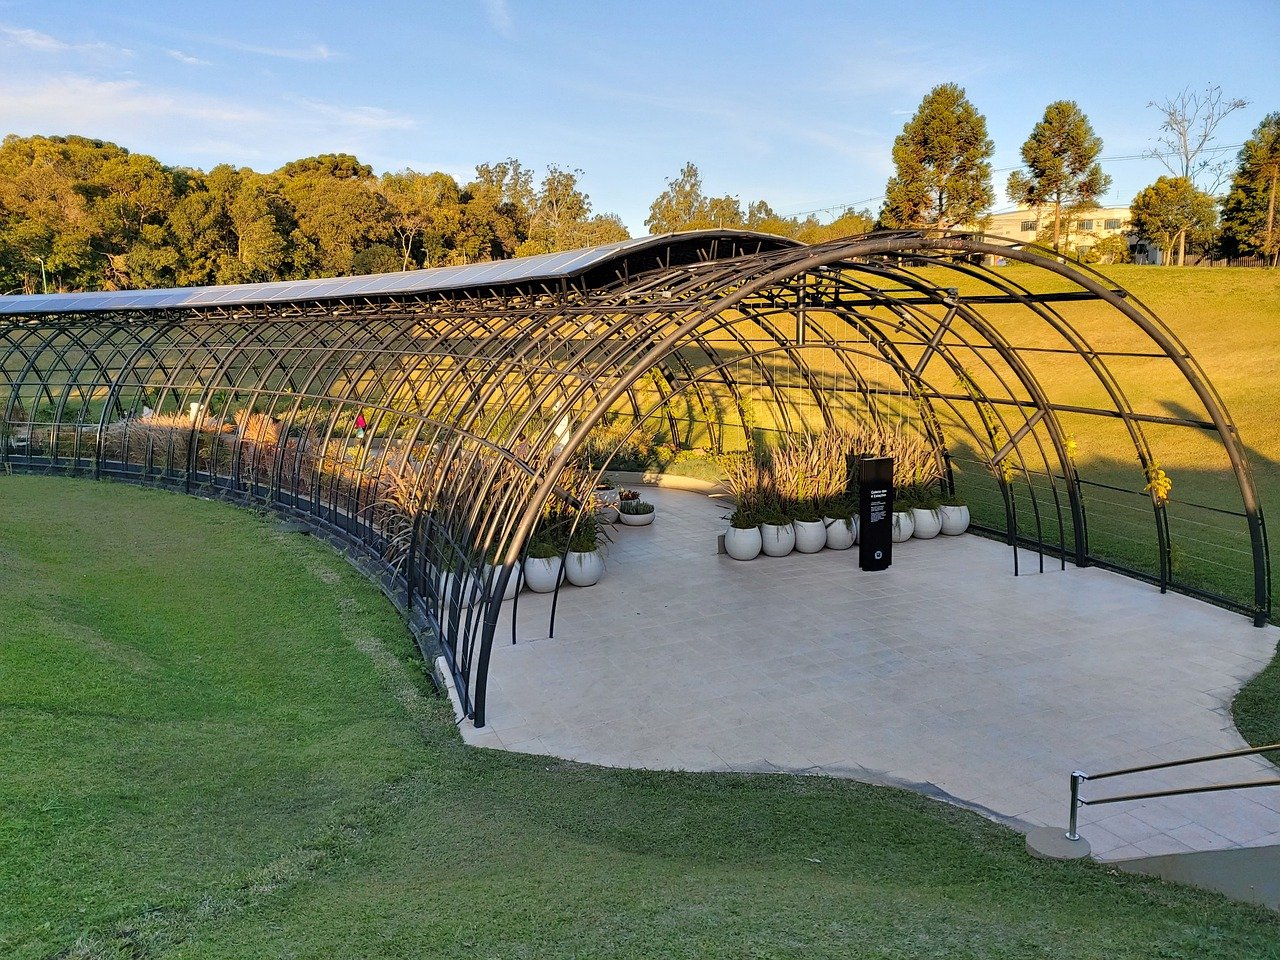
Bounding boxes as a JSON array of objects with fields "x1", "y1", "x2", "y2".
[
  {"x1": 704, "y1": 195, "x2": 745, "y2": 229},
  {"x1": 351, "y1": 243, "x2": 402, "y2": 275},
  {"x1": 1082, "y1": 234, "x2": 1131, "y2": 265},
  {"x1": 1220, "y1": 113, "x2": 1280, "y2": 265},
  {"x1": 646, "y1": 162, "x2": 706, "y2": 233},
  {"x1": 0, "y1": 135, "x2": 191, "y2": 290},
  {"x1": 227, "y1": 173, "x2": 293, "y2": 281},
  {"x1": 740, "y1": 201, "x2": 875, "y2": 242},
  {"x1": 744, "y1": 200, "x2": 780, "y2": 230},
  {"x1": 1007, "y1": 101, "x2": 1111, "y2": 253},
  {"x1": 379, "y1": 169, "x2": 463, "y2": 269},
  {"x1": 276, "y1": 154, "x2": 391, "y2": 277},
  {"x1": 516, "y1": 166, "x2": 627, "y2": 256},
  {"x1": 277, "y1": 154, "x2": 374, "y2": 181},
  {"x1": 168, "y1": 167, "x2": 226, "y2": 285},
  {"x1": 0, "y1": 232, "x2": 17, "y2": 294},
  {"x1": 452, "y1": 198, "x2": 514, "y2": 264},
  {"x1": 1129, "y1": 176, "x2": 1217, "y2": 265},
  {"x1": 645, "y1": 162, "x2": 744, "y2": 233},
  {"x1": 795, "y1": 207, "x2": 876, "y2": 243},
  {"x1": 462, "y1": 160, "x2": 534, "y2": 259},
  {"x1": 524, "y1": 165, "x2": 588, "y2": 249},
  {"x1": 879, "y1": 84, "x2": 994, "y2": 231},
  {"x1": 0, "y1": 135, "x2": 126, "y2": 290},
  {"x1": 742, "y1": 200, "x2": 801, "y2": 238},
  {"x1": 171, "y1": 165, "x2": 293, "y2": 285},
  {"x1": 573, "y1": 212, "x2": 630, "y2": 248},
  {"x1": 89, "y1": 151, "x2": 189, "y2": 288}
]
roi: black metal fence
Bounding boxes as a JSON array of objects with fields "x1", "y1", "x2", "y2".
[{"x1": 3, "y1": 231, "x2": 1270, "y2": 726}]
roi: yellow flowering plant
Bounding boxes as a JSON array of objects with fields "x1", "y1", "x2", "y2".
[
  {"x1": 1144, "y1": 462, "x2": 1172, "y2": 505},
  {"x1": 998, "y1": 456, "x2": 1017, "y2": 486}
]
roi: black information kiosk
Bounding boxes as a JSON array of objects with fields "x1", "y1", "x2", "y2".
[{"x1": 859, "y1": 456, "x2": 893, "y2": 571}]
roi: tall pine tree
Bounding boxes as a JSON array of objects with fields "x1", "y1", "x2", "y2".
[
  {"x1": 1007, "y1": 101, "x2": 1111, "y2": 254},
  {"x1": 879, "y1": 84, "x2": 994, "y2": 232},
  {"x1": 1220, "y1": 113, "x2": 1280, "y2": 266}
]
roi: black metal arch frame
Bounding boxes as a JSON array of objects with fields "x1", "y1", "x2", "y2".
[{"x1": 2, "y1": 230, "x2": 1269, "y2": 727}]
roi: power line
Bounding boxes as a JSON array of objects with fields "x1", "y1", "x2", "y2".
[{"x1": 780, "y1": 143, "x2": 1246, "y2": 220}]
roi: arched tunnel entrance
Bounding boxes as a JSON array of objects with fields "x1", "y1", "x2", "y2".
[{"x1": 1, "y1": 230, "x2": 1270, "y2": 729}]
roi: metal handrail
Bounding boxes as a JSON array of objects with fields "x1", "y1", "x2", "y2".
[{"x1": 1066, "y1": 742, "x2": 1280, "y2": 842}]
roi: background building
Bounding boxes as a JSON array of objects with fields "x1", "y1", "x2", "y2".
[{"x1": 983, "y1": 206, "x2": 1158, "y2": 263}]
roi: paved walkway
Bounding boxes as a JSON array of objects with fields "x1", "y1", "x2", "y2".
[{"x1": 456, "y1": 487, "x2": 1280, "y2": 861}]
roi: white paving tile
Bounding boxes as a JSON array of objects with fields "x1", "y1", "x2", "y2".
[{"x1": 457, "y1": 487, "x2": 1280, "y2": 862}]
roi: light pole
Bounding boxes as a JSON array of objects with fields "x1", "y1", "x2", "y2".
[{"x1": 35, "y1": 256, "x2": 48, "y2": 294}]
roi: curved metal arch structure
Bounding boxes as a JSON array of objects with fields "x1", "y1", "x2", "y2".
[{"x1": 1, "y1": 229, "x2": 1270, "y2": 727}]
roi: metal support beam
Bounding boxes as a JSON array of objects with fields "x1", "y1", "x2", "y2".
[{"x1": 992, "y1": 409, "x2": 1047, "y2": 464}]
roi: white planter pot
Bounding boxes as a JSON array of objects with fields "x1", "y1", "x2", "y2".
[
  {"x1": 483, "y1": 561, "x2": 521, "y2": 601},
  {"x1": 939, "y1": 504, "x2": 971, "y2": 536},
  {"x1": 891, "y1": 511, "x2": 915, "y2": 542},
  {"x1": 793, "y1": 519, "x2": 827, "y2": 554},
  {"x1": 523, "y1": 556, "x2": 563, "y2": 593},
  {"x1": 760, "y1": 522, "x2": 796, "y2": 557},
  {"x1": 618, "y1": 507, "x2": 655, "y2": 526},
  {"x1": 565, "y1": 549, "x2": 605, "y2": 586},
  {"x1": 594, "y1": 486, "x2": 620, "y2": 505},
  {"x1": 439, "y1": 571, "x2": 481, "y2": 608},
  {"x1": 824, "y1": 516, "x2": 857, "y2": 550},
  {"x1": 724, "y1": 524, "x2": 762, "y2": 561},
  {"x1": 596, "y1": 504, "x2": 619, "y2": 523},
  {"x1": 911, "y1": 507, "x2": 942, "y2": 540}
]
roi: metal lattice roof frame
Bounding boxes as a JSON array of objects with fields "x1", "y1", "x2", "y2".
[{"x1": 1, "y1": 229, "x2": 1270, "y2": 728}]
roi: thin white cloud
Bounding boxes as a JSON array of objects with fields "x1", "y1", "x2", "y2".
[
  {"x1": 126, "y1": 22, "x2": 340, "y2": 63},
  {"x1": 0, "y1": 23, "x2": 131, "y2": 57},
  {"x1": 566, "y1": 79, "x2": 888, "y2": 169},
  {"x1": 0, "y1": 75, "x2": 265, "y2": 126},
  {"x1": 0, "y1": 73, "x2": 420, "y2": 170},
  {"x1": 823, "y1": 38, "x2": 995, "y2": 100},
  {"x1": 482, "y1": 0, "x2": 514, "y2": 38},
  {"x1": 205, "y1": 36, "x2": 335, "y2": 61},
  {"x1": 166, "y1": 49, "x2": 211, "y2": 67},
  {"x1": 288, "y1": 96, "x2": 416, "y2": 132}
]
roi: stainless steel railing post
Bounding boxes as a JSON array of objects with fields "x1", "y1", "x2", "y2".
[{"x1": 1066, "y1": 770, "x2": 1086, "y2": 841}]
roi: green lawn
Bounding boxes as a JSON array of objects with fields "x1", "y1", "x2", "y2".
[{"x1": 3, "y1": 476, "x2": 1280, "y2": 958}]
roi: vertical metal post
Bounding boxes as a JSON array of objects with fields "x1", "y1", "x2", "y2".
[{"x1": 1066, "y1": 770, "x2": 1086, "y2": 841}]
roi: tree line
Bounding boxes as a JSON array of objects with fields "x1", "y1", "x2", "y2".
[
  {"x1": 0, "y1": 136, "x2": 873, "y2": 295},
  {"x1": 2, "y1": 84, "x2": 1276, "y2": 294},
  {"x1": 0, "y1": 139, "x2": 640, "y2": 294},
  {"x1": 878, "y1": 82, "x2": 1279, "y2": 266}
]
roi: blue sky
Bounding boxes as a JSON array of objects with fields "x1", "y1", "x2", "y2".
[{"x1": 1, "y1": 0, "x2": 1277, "y2": 234}]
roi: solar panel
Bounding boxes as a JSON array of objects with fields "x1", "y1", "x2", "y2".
[
  {"x1": 340, "y1": 276, "x2": 392, "y2": 295},
  {"x1": 205, "y1": 287, "x2": 248, "y2": 303},
  {"x1": 64, "y1": 295, "x2": 117, "y2": 312},
  {"x1": 0, "y1": 295, "x2": 58, "y2": 314},
  {"x1": 260, "y1": 284, "x2": 316, "y2": 302},
  {"x1": 364, "y1": 271, "x2": 429, "y2": 294},
  {"x1": 109, "y1": 295, "x2": 154, "y2": 309},
  {"x1": 0, "y1": 230, "x2": 798, "y2": 316},
  {"x1": 121, "y1": 288, "x2": 181, "y2": 307},
  {"x1": 465, "y1": 262, "x2": 510, "y2": 283}
]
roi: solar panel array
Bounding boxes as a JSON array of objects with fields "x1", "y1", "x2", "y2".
[{"x1": 0, "y1": 232, "x2": 779, "y2": 316}]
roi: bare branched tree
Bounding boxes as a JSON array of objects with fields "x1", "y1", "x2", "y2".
[{"x1": 1146, "y1": 85, "x2": 1249, "y2": 194}]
